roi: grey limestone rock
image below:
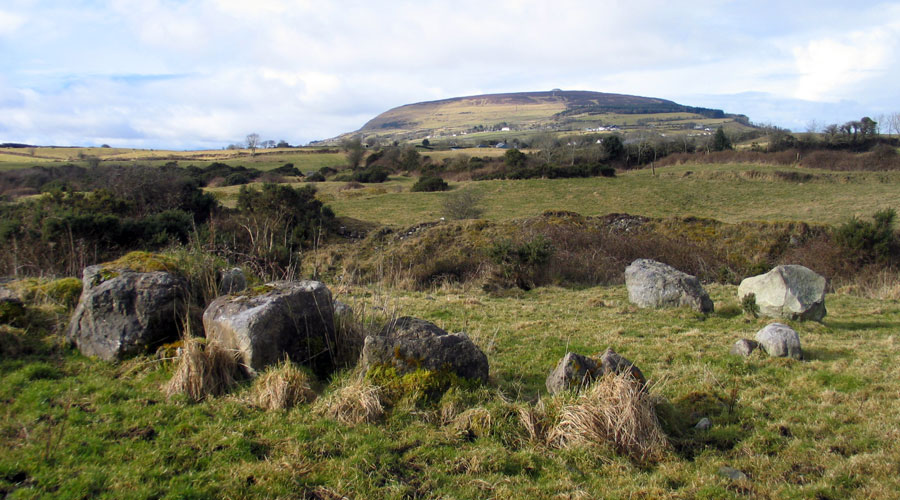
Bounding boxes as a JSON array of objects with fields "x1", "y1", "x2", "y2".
[
  {"x1": 738, "y1": 265, "x2": 826, "y2": 321},
  {"x1": 730, "y1": 338, "x2": 759, "y2": 357},
  {"x1": 755, "y1": 322, "x2": 802, "y2": 359},
  {"x1": 203, "y1": 280, "x2": 336, "y2": 376},
  {"x1": 625, "y1": 259, "x2": 713, "y2": 313},
  {"x1": 66, "y1": 265, "x2": 188, "y2": 361}
]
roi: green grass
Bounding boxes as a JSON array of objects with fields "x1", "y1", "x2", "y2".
[
  {"x1": 3, "y1": 283, "x2": 900, "y2": 498},
  {"x1": 315, "y1": 163, "x2": 900, "y2": 227}
]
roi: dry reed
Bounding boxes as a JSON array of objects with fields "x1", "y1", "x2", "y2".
[
  {"x1": 548, "y1": 372, "x2": 669, "y2": 463},
  {"x1": 251, "y1": 359, "x2": 317, "y2": 410},
  {"x1": 164, "y1": 338, "x2": 244, "y2": 402},
  {"x1": 315, "y1": 374, "x2": 385, "y2": 425}
]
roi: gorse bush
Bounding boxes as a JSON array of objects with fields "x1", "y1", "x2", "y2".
[
  {"x1": 835, "y1": 209, "x2": 898, "y2": 265},
  {"x1": 488, "y1": 236, "x2": 554, "y2": 290},
  {"x1": 411, "y1": 176, "x2": 449, "y2": 192},
  {"x1": 213, "y1": 183, "x2": 335, "y2": 279}
]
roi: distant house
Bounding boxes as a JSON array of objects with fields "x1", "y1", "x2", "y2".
[{"x1": 500, "y1": 127, "x2": 510, "y2": 132}]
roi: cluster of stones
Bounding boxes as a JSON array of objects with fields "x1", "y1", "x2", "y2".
[
  {"x1": 60, "y1": 257, "x2": 826, "y2": 404},
  {"x1": 63, "y1": 262, "x2": 491, "y2": 385}
]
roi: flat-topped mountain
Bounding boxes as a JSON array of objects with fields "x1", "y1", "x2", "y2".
[{"x1": 323, "y1": 90, "x2": 749, "y2": 144}]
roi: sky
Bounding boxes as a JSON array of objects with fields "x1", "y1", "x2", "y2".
[{"x1": 1, "y1": 0, "x2": 899, "y2": 149}]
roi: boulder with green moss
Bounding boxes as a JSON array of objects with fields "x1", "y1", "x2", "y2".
[
  {"x1": 203, "y1": 280, "x2": 336, "y2": 376},
  {"x1": 66, "y1": 264, "x2": 188, "y2": 361},
  {"x1": 361, "y1": 317, "x2": 489, "y2": 383}
]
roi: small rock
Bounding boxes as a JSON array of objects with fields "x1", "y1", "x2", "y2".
[
  {"x1": 333, "y1": 300, "x2": 353, "y2": 318},
  {"x1": 546, "y1": 352, "x2": 600, "y2": 394},
  {"x1": 730, "y1": 338, "x2": 759, "y2": 357},
  {"x1": 756, "y1": 323, "x2": 802, "y2": 359},
  {"x1": 695, "y1": 417, "x2": 712, "y2": 431},
  {"x1": 218, "y1": 268, "x2": 246, "y2": 295},
  {"x1": 718, "y1": 466, "x2": 748, "y2": 481}
]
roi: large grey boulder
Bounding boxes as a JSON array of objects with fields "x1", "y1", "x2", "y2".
[
  {"x1": 66, "y1": 265, "x2": 188, "y2": 361},
  {"x1": 738, "y1": 265, "x2": 826, "y2": 321},
  {"x1": 625, "y1": 259, "x2": 713, "y2": 313},
  {"x1": 755, "y1": 323, "x2": 802, "y2": 359},
  {"x1": 546, "y1": 348, "x2": 646, "y2": 394},
  {"x1": 360, "y1": 317, "x2": 489, "y2": 382},
  {"x1": 203, "y1": 281, "x2": 336, "y2": 376}
]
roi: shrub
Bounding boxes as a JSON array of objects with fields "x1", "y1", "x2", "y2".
[
  {"x1": 834, "y1": 209, "x2": 898, "y2": 264},
  {"x1": 411, "y1": 176, "x2": 449, "y2": 192},
  {"x1": 441, "y1": 189, "x2": 485, "y2": 220},
  {"x1": 488, "y1": 236, "x2": 554, "y2": 290},
  {"x1": 305, "y1": 172, "x2": 325, "y2": 182},
  {"x1": 741, "y1": 293, "x2": 760, "y2": 318},
  {"x1": 350, "y1": 166, "x2": 389, "y2": 183}
]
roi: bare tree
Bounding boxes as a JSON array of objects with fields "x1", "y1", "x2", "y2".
[
  {"x1": 888, "y1": 112, "x2": 900, "y2": 137},
  {"x1": 341, "y1": 137, "x2": 365, "y2": 169},
  {"x1": 246, "y1": 133, "x2": 260, "y2": 155}
]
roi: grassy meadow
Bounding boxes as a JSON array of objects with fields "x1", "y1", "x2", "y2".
[
  {"x1": 2, "y1": 146, "x2": 900, "y2": 498},
  {"x1": 280, "y1": 163, "x2": 900, "y2": 227},
  {"x1": 2, "y1": 282, "x2": 899, "y2": 498}
]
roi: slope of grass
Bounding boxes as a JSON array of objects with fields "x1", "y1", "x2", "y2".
[
  {"x1": 2, "y1": 283, "x2": 899, "y2": 498},
  {"x1": 318, "y1": 163, "x2": 900, "y2": 227}
]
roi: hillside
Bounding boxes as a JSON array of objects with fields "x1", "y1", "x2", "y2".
[{"x1": 324, "y1": 90, "x2": 752, "y2": 145}]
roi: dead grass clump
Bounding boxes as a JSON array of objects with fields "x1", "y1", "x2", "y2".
[
  {"x1": 548, "y1": 373, "x2": 669, "y2": 463},
  {"x1": 316, "y1": 374, "x2": 386, "y2": 425},
  {"x1": 252, "y1": 359, "x2": 317, "y2": 410},
  {"x1": 164, "y1": 338, "x2": 244, "y2": 402}
]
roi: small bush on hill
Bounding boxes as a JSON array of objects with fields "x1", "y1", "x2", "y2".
[
  {"x1": 441, "y1": 189, "x2": 484, "y2": 220},
  {"x1": 411, "y1": 176, "x2": 449, "y2": 192}
]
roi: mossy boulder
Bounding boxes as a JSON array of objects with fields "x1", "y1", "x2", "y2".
[
  {"x1": 361, "y1": 317, "x2": 489, "y2": 383},
  {"x1": 66, "y1": 264, "x2": 188, "y2": 361},
  {"x1": 0, "y1": 297, "x2": 26, "y2": 326}
]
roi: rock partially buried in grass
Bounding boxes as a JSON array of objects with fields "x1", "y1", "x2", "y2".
[
  {"x1": 360, "y1": 316, "x2": 489, "y2": 382},
  {"x1": 625, "y1": 259, "x2": 713, "y2": 313},
  {"x1": 66, "y1": 264, "x2": 188, "y2": 361},
  {"x1": 755, "y1": 323, "x2": 802, "y2": 359},
  {"x1": 730, "y1": 338, "x2": 759, "y2": 357},
  {"x1": 203, "y1": 281, "x2": 337, "y2": 376},
  {"x1": 546, "y1": 348, "x2": 646, "y2": 395},
  {"x1": 738, "y1": 265, "x2": 826, "y2": 321}
]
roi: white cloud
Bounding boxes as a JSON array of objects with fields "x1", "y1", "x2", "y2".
[
  {"x1": 792, "y1": 26, "x2": 898, "y2": 101},
  {"x1": 0, "y1": 9, "x2": 25, "y2": 36}
]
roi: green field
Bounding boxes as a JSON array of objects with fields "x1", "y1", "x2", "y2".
[
  {"x1": 3, "y1": 148, "x2": 900, "y2": 498},
  {"x1": 289, "y1": 163, "x2": 900, "y2": 227},
  {"x1": 3, "y1": 282, "x2": 899, "y2": 498}
]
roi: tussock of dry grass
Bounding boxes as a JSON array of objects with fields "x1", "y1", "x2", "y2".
[
  {"x1": 251, "y1": 359, "x2": 317, "y2": 410},
  {"x1": 315, "y1": 374, "x2": 385, "y2": 425},
  {"x1": 164, "y1": 339, "x2": 244, "y2": 402},
  {"x1": 548, "y1": 372, "x2": 669, "y2": 463},
  {"x1": 518, "y1": 400, "x2": 551, "y2": 444}
]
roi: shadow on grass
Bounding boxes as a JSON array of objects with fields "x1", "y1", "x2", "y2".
[
  {"x1": 823, "y1": 320, "x2": 900, "y2": 331},
  {"x1": 803, "y1": 347, "x2": 852, "y2": 362},
  {"x1": 657, "y1": 390, "x2": 749, "y2": 460}
]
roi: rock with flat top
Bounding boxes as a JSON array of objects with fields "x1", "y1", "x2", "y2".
[{"x1": 625, "y1": 259, "x2": 713, "y2": 313}]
